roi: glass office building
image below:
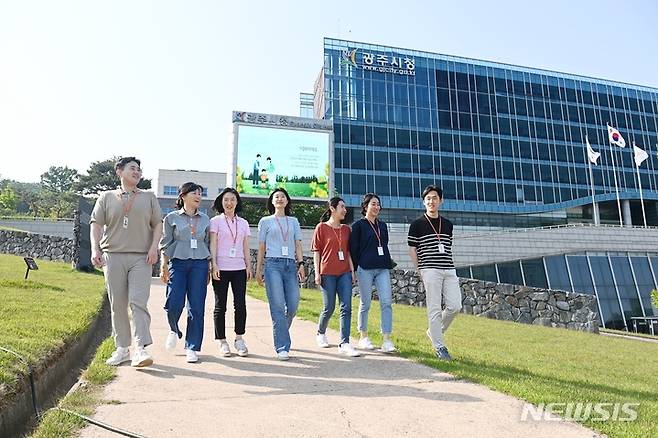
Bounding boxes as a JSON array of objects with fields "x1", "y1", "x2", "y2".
[
  {"x1": 317, "y1": 38, "x2": 658, "y2": 228},
  {"x1": 455, "y1": 252, "x2": 658, "y2": 329}
]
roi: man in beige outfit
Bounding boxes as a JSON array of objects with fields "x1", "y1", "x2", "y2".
[{"x1": 90, "y1": 157, "x2": 163, "y2": 367}]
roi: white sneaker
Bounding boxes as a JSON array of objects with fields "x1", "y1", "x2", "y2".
[
  {"x1": 131, "y1": 347, "x2": 153, "y2": 368},
  {"x1": 218, "y1": 340, "x2": 231, "y2": 357},
  {"x1": 234, "y1": 339, "x2": 248, "y2": 357},
  {"x1": 316, "y1": 333, "x2": 329, "y2": 348},
  {"x1": 105, "y1": 347, "x2": 130, "y2": 366},
  {"x1": 338, "y1": 343, "x2": 361, "y2": 357},
  {"x1": 165, "y1": 332, "x2": 178, "y2": 352},
  {"x1": 277, "y1": 350, "x2": 290, "y2": 361},
  {"x1": 381, "y1": 340, "x2": 397, "y2": 353},
  {"x1": 185, "y1": 349, "x2": 199, "y2": 363},
  {"x1": 357, "y1": 337, "x2": 375, "y2": 350}
]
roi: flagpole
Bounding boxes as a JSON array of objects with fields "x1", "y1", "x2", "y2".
[
  {"x1": 607, "y1": 124, "x2": 624, "y2": 226},
  {"x1": 634, "y1": 142, "x2": 647, "y2": 228},
  {"x1": 586, "y1": 135, "x2": 599, "y2": 225}
]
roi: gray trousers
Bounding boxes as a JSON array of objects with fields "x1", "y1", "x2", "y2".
[
  {"x1": 420, "y1": 268, "x2": 462, "y2": 349},
  {"x1": 103, "y1": 252, "x2": 153, "y2": 348}
]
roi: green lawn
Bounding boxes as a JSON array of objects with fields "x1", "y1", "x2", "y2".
[
  {"x1": 247, "y1": 282, "x2": 658, "y2": 438},
  {"x1": 0, "y1": 254, "x2": 106, "y2": 398}
]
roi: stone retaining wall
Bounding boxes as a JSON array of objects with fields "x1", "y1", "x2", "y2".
[
  {"x1": 381, "y1": 271, "x2": 598, "y2": 332},
  {"x1": 0, "y1": 230, "x2": 75, "y2": 262}
]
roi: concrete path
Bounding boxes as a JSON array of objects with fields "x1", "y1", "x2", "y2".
[{"x1": 79, "y1": 280, "x2": 601, "y2": 438}]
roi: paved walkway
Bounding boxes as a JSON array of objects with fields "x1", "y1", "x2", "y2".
[{"x1": 79, "y1": 280, "x2": 600, "y2": 438}]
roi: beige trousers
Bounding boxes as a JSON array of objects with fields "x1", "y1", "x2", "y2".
[{"x1": 103, "y1": 252, "x2": 153, "y2": 348}]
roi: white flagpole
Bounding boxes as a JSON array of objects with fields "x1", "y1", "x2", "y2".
[
  {"x1": 586, "y1": 136, "x2": 599, "y2": 225},
  {"x1": 607, "y1": 124, "x2": 623, "y2": 226},
  {"x1": 634, "y1": 142, "x2": 647, "y2": 228}
]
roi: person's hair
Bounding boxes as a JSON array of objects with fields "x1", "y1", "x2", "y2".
[
  {"x1": 176, "y1": 182, "x2": 203, "y2": 209},
  {"x1": 360, "y1": 193, "x2": 381, "y2": 216},
  {"x1": 115, "y1": 156, "x2": 141, "y2": 171},
  {"x1": 213, "y1": 187, "x2": 243, "y2": 214},
  {"x1": 266, "y1": 188, "x2": 292, "y2": 215},
  {"x1": 266, "y1": 157, "x2": 272, "y2": 161},
  {"x1": 421, "y1": 185, "x2": 443, "y2": 200},
  {"x1": 320, "y1": 196, "x2": 344, "y2": 222},
  {"x1": 256, "y1": 154, "x2": 261, "y2": 157}
]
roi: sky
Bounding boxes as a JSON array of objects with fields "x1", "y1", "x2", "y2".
[{"x1": 1, "y1": 0, "x2": 657, "y2": 184}]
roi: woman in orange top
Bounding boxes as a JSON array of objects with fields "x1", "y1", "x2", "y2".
[{"x1": 312, "y1": 197, "x2": 360, "y2": 357}]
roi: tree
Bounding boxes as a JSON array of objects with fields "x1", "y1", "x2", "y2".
[
  {"x1": 75, "y1": 157, "x2": 152, "y2": 196},
  {"x1": 652, "y1": 289, "x2": 658, "y2": 309},
  {"x1": 0, "y1": 187, "x2": 18, "y2": 214},
  {"x1": 40, "y1": 166, "x2": 80, "y2": 192}
]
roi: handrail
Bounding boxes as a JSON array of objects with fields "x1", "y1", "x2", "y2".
[{"x1": 457, "y1": 222, "x2": 658, "y2": 239}]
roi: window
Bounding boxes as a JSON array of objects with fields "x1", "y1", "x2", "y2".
[
  {"x1": 521, "y1": 259, "x2": 548, "y2": 288},
  {"x1": 164, "y1": 186, "x2": 177, "y2": 196}
]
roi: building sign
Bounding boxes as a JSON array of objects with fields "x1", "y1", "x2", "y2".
[
  {"x1": 231, "y1": 112, "x2": 333, "y2": 200},
  {"x1": 341, "y1": 48, "x2": 415, "y2": 76},
  {"x1": 232, "y1": 111, "x2": 332, "y2": 131}
]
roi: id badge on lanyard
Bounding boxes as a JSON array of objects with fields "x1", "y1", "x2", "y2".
[
  {"x1": 229, "y1": 247, "x2": 237, "y2": 258},
  {"x1": 377, "y1": 246, "x2": 384, "y2": 256},
  {"x1": 190, "y1": 239, "x2": 198, "y2": 249},
  {"x1": 338, "y1": 250, "x2": 345, "y2": 261},
  {"x1": 281, "y1": 246, "x2": 289, "y2": 256}
]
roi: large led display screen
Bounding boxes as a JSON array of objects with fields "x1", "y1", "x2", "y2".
[{"x1": 234, "y1": 125, "x2": 331, "y2": 199}]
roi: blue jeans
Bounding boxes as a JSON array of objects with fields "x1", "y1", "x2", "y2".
[
  {"x1": 165, "y1": 258, "x2": 209, "y2": 351},
  {"x1": 264, "y1": 258, "x2": 300, "y2": 353},
  {"x1": 317, "y1": 271, "x2": 353, "y2": 346},
  {"x1": 356, "y1": 267, "x2": 393, "y2": 335}
]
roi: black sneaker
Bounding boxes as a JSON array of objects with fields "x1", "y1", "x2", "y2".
[{"x1": 436, "y1": 346, "x2": 452, "y2": 361}]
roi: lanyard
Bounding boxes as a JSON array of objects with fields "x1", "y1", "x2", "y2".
[
  {"x1": 327, "y1": 223, "x2": 343, "y2": 248},
  {"x1": 224, "y1": 214, "x2": 238, "y2": 247},
  {"x1": 117, "y1": 190, "x2": 139, "y2": 217},
  {"x1": 424, "y1": 214, "x2": 442, "y2": 243},
  {"x1": 366, "y1": 218, "x2": 382, "y2": 246},
  {"x1": 186, "y1": 213, "x2": 199, "y2": 237},
  {"x1": 274, "y1": 215, "x2": 289, "y2": 244}
]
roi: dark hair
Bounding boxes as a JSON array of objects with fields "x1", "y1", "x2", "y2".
[
  {"x1": 176, "y1": 182, "x2": 203, "y2": 209},
  {"x1": 266, "y1": 157, "x2": 272, "y2": 161},
  {"x1": 266, "y1": 188, "x2": 292, "y2": 215},
  {"x1": 360, "y1": 193, "x2": 381, "y2": 216},
  {"x1": 115, "y1": 156, "x2": 141, "y2": 171},
  {"x1": 213, "y1": 187, "x2": 243, "y2": 214},
  {"x1": 421, "y1": 185, "x2": 443, "y2": 199},
  {"x1": 256, "y1": 154, "x2": 261, "y2": 157},
  {"x1": 320, "y1": 197, "x2": 345, "y2": 222}
]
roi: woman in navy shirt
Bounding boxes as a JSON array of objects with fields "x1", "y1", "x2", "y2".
[{"x1": 349, "y1": 193, "x2": 396, "y2": 353}]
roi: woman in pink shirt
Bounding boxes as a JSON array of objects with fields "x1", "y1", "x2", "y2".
[{"x1": 209, "y1": 188, "x2": 253, "y2": 357}]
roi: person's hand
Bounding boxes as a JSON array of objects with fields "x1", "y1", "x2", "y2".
[
  {"x1": 246, "y1": 269, "x2": 253, "y2": 281},
  {"x1": 207, "y1": 270, "x2": 212, "y2": 285},
  {"x1": 160, "y1": 265, "x2": 169, "y2": 283},
  {"x1": 91, "y1": 248, "x2": 103, "y2": 268},
  {"x1": 256, "y1": 269, "x2": 264, "y2": 286},
  {"x1": 314, "y1": 274, "x2": 321, "y2": 285},
  {"x1": 146, "y1": 248, "x2": 158, "y2": 265},
  {"x1": 212, "y1": 267, "x2": 221, "y2": 281},
  {"x1": 351, "y1": 271, "x2": 357, "y2": 285},
  {"x1": 297, "y1": 264, "x2": 306, "y2": 283}
]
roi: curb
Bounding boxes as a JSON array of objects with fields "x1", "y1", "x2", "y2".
[{"x1": 0, "y1": 293, "x2": 111, "y2": 438}]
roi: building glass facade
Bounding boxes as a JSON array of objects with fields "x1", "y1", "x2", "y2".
[
  {"x1": 319, "y1": 38, "x2": 658, "y2": 227},
  {"x1": 456, "y1": 252, "x2": 658, "y2": 330}
]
